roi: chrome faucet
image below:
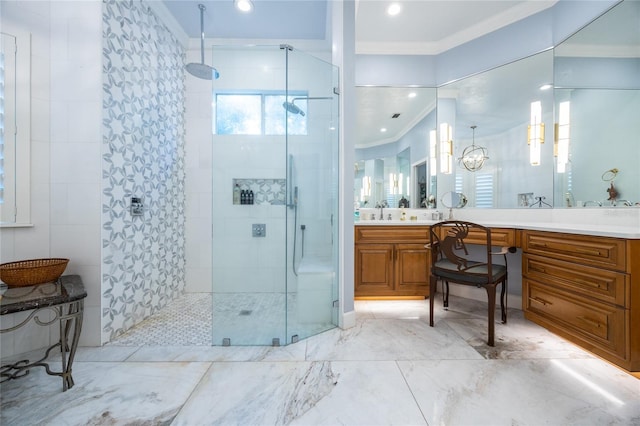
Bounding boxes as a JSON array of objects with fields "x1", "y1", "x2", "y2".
[
  {"x1": 583, "y1": 200, "x2": 602, "y2": 207},
  {"x1": 375, "y1": 200, "x2": 388, "y2": 220}
]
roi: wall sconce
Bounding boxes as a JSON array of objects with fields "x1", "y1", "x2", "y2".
[
  {"x1": 429, "y1": 129, "x2": 437, "y2": 176},
  {"x1": 554, "y1": 101, "x2": 570, "y2": 173},
  {"x1": 361, "y1": 176, "x2": 371, "y2": 201},
  {"x1": 389, "y1": 173, "x2": 400, "y2": 195},
  {"x1": 439, "y1": 123, "x2": 453, "y2": 174},
  {"x1": 528, "y1": 101, "x2": 545, "y2": 166}
]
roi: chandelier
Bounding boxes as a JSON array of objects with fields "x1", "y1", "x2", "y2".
[{"x1": 459, "y1": 125, "x2": 489, "y2": 172}]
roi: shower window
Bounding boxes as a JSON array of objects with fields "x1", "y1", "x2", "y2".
[{"x1": 214, "y1": 91, "x2": 307, "y2": 136}]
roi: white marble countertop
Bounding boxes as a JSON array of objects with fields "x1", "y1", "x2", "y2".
[{"x1": 355, "y1": 208, "x2": 640, "y2": 239}]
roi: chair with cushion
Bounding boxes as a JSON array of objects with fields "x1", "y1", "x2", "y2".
[{"x1": 427, "y1": 220, "x2": 509, "y2": 346}]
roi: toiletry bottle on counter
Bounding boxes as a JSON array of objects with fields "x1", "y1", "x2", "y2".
[{"x1": 233, "y1": 184, "x2": 241, "y2": 204}]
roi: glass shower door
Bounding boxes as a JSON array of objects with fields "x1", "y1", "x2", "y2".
[
  {"x1": 284, "y1": 48, "x2": 340, "y2": 343},
  {"x1": 210, "y1": 45, "x2": 339, "y2": 346}
]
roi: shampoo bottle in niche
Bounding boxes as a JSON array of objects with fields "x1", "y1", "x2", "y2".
[
  {"x1": 233, "y1": 184, "x2": 241, "y2": 204},
  {"x1": 248, "y1": 190, "x2": 254, "y2": 205},
  {"x1": 241, "y1": 190, "x2": 246, "y2": 204}
]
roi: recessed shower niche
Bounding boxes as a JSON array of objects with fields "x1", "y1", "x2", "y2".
[{"x1": 232, "y1": 178, "x2": 286, "y2": 205}]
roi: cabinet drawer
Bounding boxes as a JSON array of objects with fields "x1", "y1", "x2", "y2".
[
  {"x1": 522, "y1": 231, "x2": 626, "y2": 271},
  {"x1": 524, "y1": 279, "x2": 626, "y2": 358},
  {"x1": 355, "y1": 226, "x2": 429, "y2": 244},
  {"x1": 523, "y1": 253, "x2": 628, "y2": 306},
  {"x1": 438, "y1": 226, "x2": 515, "y2": 247}
]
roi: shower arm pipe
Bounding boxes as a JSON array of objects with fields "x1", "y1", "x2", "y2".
[
  {"x1": 291, "y1": 96, "x2": 333, "y2": 104},
  {"x1": 198, "y1": 4, "x2": 206, "y2": 64}
]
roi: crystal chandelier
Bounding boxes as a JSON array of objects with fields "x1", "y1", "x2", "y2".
[{"x1": 459, "y1": 125, "x2": 488, "y2": 172}]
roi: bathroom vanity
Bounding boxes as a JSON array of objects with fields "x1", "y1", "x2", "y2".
[{"x1": 354, "y1": 210, "x2": 640, "y2": 372}]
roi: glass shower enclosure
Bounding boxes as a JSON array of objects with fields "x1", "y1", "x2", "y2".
[{"x1": 210, "y1": 45, "x2": 339, "y2": 345}]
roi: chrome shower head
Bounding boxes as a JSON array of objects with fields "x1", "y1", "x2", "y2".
[
  {"x1": 282, "y1": 97, "x2": 333, "y2": 116},
  {"x1": 186, "y1": 62, "x2": 220, "y2": 80},
  {"x1": 185, "y1": 4, "x2": 220, "y2": 80},
  {"x1": 282, "y1": 101, "x2": 305, "y2": 116}
]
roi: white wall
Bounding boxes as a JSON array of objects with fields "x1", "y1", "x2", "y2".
[{"x1": 0, "y1": 0, "x2": 103, "y2": 358}]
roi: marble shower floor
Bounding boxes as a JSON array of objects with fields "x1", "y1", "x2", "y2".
[
  {"x1": 1, "y1": 296, "x2": 639, "y2": 425},
  {"x1": 108, "y1": 292, "x2": 334, "y2": 346}
]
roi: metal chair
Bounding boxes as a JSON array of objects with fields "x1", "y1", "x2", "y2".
[{"x1": 427, "y1": 220, "x2": 509, "y2": 346}]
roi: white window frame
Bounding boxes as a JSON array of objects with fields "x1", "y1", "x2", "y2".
[{"x1": 0, "y1": 29, "x2": 31, "y2": 226}]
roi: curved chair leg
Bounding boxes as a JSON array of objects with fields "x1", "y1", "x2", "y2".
[
  {"x1": 443, "y1": 280, "x2": 449, "y2": 309},
  {"x1": 500, "y1": 278, "x2": 508, "y2": 324},
  {"x1": 429, "y1": 274, "x2": 437, "y2": 327},
  {"x1": 485, "y1": 284, "x2": 497, "y2": 346}
]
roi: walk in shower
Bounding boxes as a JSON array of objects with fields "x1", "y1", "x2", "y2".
[{"x1": 210, "y1": 45, "x2": 339, "y2": 345}]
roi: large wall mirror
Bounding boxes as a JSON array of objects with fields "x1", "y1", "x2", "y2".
[
  {"x1": 433, "y1": 0, "x2": 639, "y2": 209},
  {"x1": 354, "y1": 87, "x2": 437, "y2": 209},
  {"x1": 553, "y1": 0, "x2": 640, "y2": 207},
  {"x1": 436, "y1": 50, "x2": 555, "y2": 208}
]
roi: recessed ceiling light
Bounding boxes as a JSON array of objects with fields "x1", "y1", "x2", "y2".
[
  {"x1": 235, "y1": 0, "x2": 253, "y2": 13},
  {"x1": 380, "y1": 128, "x2": 387, "y2": 132},
  {"x1": 408, "y1": 92, "x2": 416, "y2": 98},
  {"x1": 387, "y1": 3, "x2": 401, "y2": 16}
]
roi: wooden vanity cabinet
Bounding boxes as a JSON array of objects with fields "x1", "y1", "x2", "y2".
[
  {"x1": 354, "y1": 226, "x2": 430, "y2": 297},
  {"x1": 522, "y1": 230, "x2": 640, "y2": 372}
]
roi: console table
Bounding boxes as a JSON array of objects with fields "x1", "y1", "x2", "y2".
[{"x1": 1, "y1": 275, "x2": 86, "y2": 391}]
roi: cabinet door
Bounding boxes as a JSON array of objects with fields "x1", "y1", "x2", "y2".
[
  {"x1": 355, "y1": 244, "x2": 394, "y2": 296},
  {"x1": 395, "y1": 243, "x2": 430, "y2": 295}
]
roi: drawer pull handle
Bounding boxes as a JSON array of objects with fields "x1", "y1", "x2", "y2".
[
  {"x1": 577, "y1": 316, "x2": 602, "y2": 328},
  {"x1": 531, "y1": 296, "x2": 552, "y2": 306},
  {"x1": 530, "y1": 242, "x2": 547, "y2": 248},
  {"x1": 529, "y1": 266, "x2": 546, "y2": 273},
  {"x1": 574, "y1": 248, "x2": 601, "y2": 256},
  {"x1": 573, "y1": 278, "x2": 602, "y2": 289}
]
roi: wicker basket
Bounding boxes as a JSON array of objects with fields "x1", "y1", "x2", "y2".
[{"x1": 0, "y1": 258, "x2": 69, "y2": 287}]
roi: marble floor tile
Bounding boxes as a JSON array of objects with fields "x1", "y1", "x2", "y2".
[
  {"x1": 0, "y1": 361, "x2": 211, "y2": 425},
  {"x1": 172, "y1": 360, "x2": 428, "y2": 426},
  {"x1": 446, "y1": 311, "x2": 597, "y2": 360},
  {"x1": 126, "y1": 342, "x2": 307, "y2": 362},
  {"x1": 304, "y1": 316, "x2": 483, "y2": 361},
  {"x1": 399, "y1": 358, "x2": 640, "y2": 425}
]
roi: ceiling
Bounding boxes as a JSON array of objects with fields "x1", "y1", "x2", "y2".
[
  {"x1": 161, "y1": 0, "x2": 558, "y2": 147},
  {"x1": 162, "y1": 0, "x2": 557, "y2": 55}
]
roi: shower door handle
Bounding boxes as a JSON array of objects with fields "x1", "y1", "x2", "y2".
[{"x1": 330, "y1": 214, "x2": 334, "y2": 244}]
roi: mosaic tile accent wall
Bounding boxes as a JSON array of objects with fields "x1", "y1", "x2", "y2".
[{"x1": 101, "y1": 0, "x2": 186, "y2": 342}]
